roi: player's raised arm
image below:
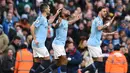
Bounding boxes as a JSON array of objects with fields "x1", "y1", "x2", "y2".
[
  {"x1": 103, "y1": 31, "x2": 117, "y2": 35},
  {"x1": 48, "y1": 8, "x2": 62, "y2": 24},
  {"x1": 68, "y1": 13, "x2": 82, "y2": 25},
  {"x1": 97, "y1": 14, "x2": 116, "y2": 31}
]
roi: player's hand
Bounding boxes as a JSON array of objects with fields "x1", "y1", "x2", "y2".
[
  {"x1": 114, "y1": 12, "x2": 122, "y2": 17},
  {"x1": 34, "y1": 40, "x2": 39, "y2": 45},
  {"x1": 76, "y1": 13, "x2": 82, "y2": 20},
  {"x1": 56, "y1": 8, "x2": 62, "y2": 14}
]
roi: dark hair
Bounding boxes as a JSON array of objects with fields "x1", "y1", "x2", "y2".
[
  {"x1": 65, "y1": 41, "x2": 74, "y2": 48},
  {"x1": 40, "y1": 3, "x2": 49, "y2": 13},
  {"x1": 22, "y1": 28, "x2": 29, "y2": 32},
  {"x1": 20, "y1": 43, "x2": 27, "y2": 49},
  {"x1": 114, "y1": 44, "x2": 120, "y2": 51},
  {"x1": 13, "y1": 36, "x2": 21, "y2": 40},
  {"x1": 97, "y1": 6, "x2": 106, "y2": 14}
]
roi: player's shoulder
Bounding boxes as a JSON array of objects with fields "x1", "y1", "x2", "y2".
[
  {"x1": 94, "y1": 16, "x2": 101, "y2": 21},
  {"x1": 33, "y1": 15, "x2": 42, "y2": 25},
  {"x1": 94, "y1": 17, "x2": 102, "y2": 24},
  {"x1": 37, "y1": 15, "x2": 47, "y2": 21}
]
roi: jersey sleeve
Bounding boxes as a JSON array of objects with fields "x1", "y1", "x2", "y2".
[{"x1": 33, "y1": 17, "x2": 42, "y2": 28}]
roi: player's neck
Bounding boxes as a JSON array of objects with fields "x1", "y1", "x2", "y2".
[
  {"x1": 42, "y1": 13, "x2": 47, "y2": 17},
  {"x1": 62, "y1": 16, "x2": 67, "y2": 20}
]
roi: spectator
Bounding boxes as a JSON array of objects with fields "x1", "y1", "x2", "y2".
[
  {"x1": 105, "y1": 45, "x2": 128, "y2": 73},
  {"x1": 24, "y1": 4, "x2": 31, "y2": 15},
  {"x1": 119, "y1": 30, "x2": 126, "y2": 38},
  {"x1": 66, "y1": 41, "x2": 82, "y2": 73},
  {"x1": 28, "y1": 9, "x2": 37, "y2": 24},
  {"x1": 78, "y1": 38, "x2": 87, "y2": 53},
  {"x1": 14, "y1": 43, "x2": 33, "y2": 73},
  {"x1": 125, "y1": 38, "x2": 130, "y2": 73},
  {"x1": 73, "y1": 22, "x2": 87, "y2": 45},
  {"x1": 102, "y1": 44, "x2": 109, "y2": 53},
  {"x1": 112, "y1": 32, "x2": 120, "y2": 46},
  {"x1": 8, "y1": 22, "x2": 17, "y2": 42},
  {"x1": 2, "y1": 12, "x2": 14, "y2": 35},
  {"x1": 17, "y1": 0, "x2": 32, "y2": 15},
  {"x1": 0, "y1": 25, "x2": 9, "y2": 54},
  {"x1": 65, "y1": 0, "x2": 76, "y2": 13},
  {"x1": 124, "y1": 0, "x2": 130, "y2": 12},
  {"x1": 117, "y1": 20, "x2": 127, "y2": 32},
  {"x1": 26, "y1": 35, "x2": 33, "y2": 53},
  {"x1": 0, "y1": 0, "x2": 8, "y2": 21},
  {"x1": 15, "y1": 25, "x2": 23, "y2": 39},
  {"x1": 0, "y1": 47, "x2": 4, "y2": 73},
  {"x1": 10, "y1": 8, "x2": 20, "y2": 22},
  {"x1": 19, "y1": 14, "x2": 30, "y2": 30},
  {"x1": 108, "y1": 43, "x2": 114, "y2": 53},
  {"x1": 22, "y1": 28, "x2": 30, "y2": 42},
  {"x1": 125, "y1": 22, "x2": 130, "y2": 38},
  {"x1": 8, "y1": 36, "x2": 21, "y2": 55},
  {"x1": 1, "y1": 49, "x2": 15, "y2": 73}
]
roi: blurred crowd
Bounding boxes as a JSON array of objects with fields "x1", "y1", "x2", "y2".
[{"x1": 0, "y1": 0, "x2": 130, "y2": 73}]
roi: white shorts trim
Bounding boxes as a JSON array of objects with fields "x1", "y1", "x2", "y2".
[
  {"x1": 87, "y1": 45, "x2": 102, "y2": 57},
  {"x1": 52, "y1": 44, "x2": 66, "y2": 59},
  {"x1": 32, "y1": 46, "x2": 50, "y2": 58}
]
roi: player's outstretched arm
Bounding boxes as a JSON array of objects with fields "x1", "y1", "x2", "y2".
[
  {"x1": 103, "y1": 31, "x2": 116, "y2": 35},
  {"x1": 68, "y1": 13, "x2": 82, "y2": 25},
  {"x1": 97, "y1": 14, "x2": 116, "y2": 30},
  {"x1": 48, "y1": 8, "x2": 62, "y2": 24}
]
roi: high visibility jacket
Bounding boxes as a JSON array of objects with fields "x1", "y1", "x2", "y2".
[
  {"x1": 105, "y1": 51, "x2": 128, "y2": 73},
  {"x1": 14, "y1": 49, "x2": 33, "y2": 73}
]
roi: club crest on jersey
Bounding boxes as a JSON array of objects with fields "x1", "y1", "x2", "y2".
[
  {"x1": 98, "y1": 21, "x2": 101, "y2": 24},
  {"x1": 33, "y1": 20, "x2": 39, "y2": 24},
  {"x1": 35, "y1": 20, "x2": 39, "y2": 23}
]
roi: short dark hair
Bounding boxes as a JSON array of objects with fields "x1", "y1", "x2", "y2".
[
  {"x1": 65, "y1": 41, "x2": 74, "y2": 48},
  {"x1": 97, "y1": 6, "x2": 106, "y2": 14},
  {"x1": 40, "y1": 3, "x2": 49, "y2": 13},
  {"x1": 114, "y1": 44, "x2": 120, "y2": 51},
  {"x1": 13, "y1": 36, "x2": 21, "y2": 40},
  {"x1": 20, "y1": 43, "x2": 27, "y2": 49}
]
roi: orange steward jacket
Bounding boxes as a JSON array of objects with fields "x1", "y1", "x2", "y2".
[
  {"x1": 105, "y1": 51, "x2": 128, "y2": 73},
  {"x1": 14, "y1": 49, "x2": 33, "y2": 73}
]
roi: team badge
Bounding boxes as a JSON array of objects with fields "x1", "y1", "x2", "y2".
[
  {"x1": 97, "y1": 21, "x2": 101, "y2": 24},
  {"x1": 35, "y1": 20, "x2": 39, "y2": 23}
]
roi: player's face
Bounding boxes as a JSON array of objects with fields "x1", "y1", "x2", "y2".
[
  {"x1": 101, "y1": 8, "x2": 107, "y2": 18},
  {"x1": 62, "y1": 8, "x2": 70, "y2": 17},
  {"x1": 46, "y1": 6, "x2": 50, "y2": 15}
]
